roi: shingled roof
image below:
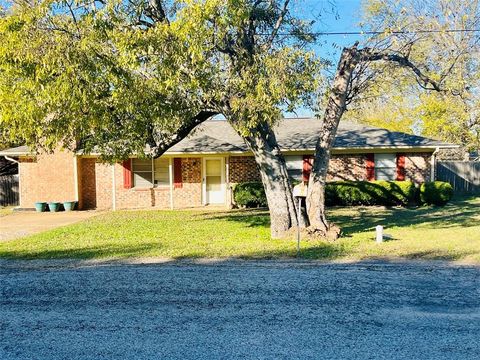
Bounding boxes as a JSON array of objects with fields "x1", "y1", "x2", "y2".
[
  {"x1": 166, "y1": 118, "x2": 456, "y2": 154},
  {"x1": 0, "y1": 118, "x2": 457, "y2": 157},
  {"x1": 0, "y1": 145, "x2": 30, "y2": 156}
]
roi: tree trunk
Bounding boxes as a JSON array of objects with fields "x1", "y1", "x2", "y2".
[
  {"x1": 234, "y1": 121, "x2": 299, "y2": 238},
  {"x1": 306, "y1": 45, "x2": 360, "y2": 239}
]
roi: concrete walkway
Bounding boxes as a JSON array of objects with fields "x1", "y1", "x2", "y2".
[{"x1": 0, "y1": 211, "x2": 100, "y2": 241}]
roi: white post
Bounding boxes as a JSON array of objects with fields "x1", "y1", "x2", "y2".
[
  {"x1": 168, "y1": 158, "x2": 174, "y2": 210},
  {"x1": 431, "y1": 147, "x2": 440, "y2": 181},
  {"x1": 225, "y1": 156, "x2": 230, "y2": 207},
  {"x1": 297, "y1": 197, "x2": 301, "y2": 254},
  {"x1": 111, "y1": 164, "x2": 116, "y2": 211},
  {"x1": 375, "y1": 225, "x2": 383, "y2": 243},
  {"x1": 73, "y1": 156, "x2": 79, "y2": 202}
]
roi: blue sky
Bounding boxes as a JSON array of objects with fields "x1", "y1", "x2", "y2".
[
  {"x1": 289, "y1": 0, "x2": 364, "y2": 117},
  {"x1": 301, "y1": 0, "x2": 363, "y2": 59}
]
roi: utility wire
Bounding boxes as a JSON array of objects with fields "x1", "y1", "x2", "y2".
[{"x1": 258, "y1": 29, "x2": 480, "y2": 36}]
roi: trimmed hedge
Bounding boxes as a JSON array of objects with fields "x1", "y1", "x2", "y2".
[
  {"x1": 420, "y1": 181, "x2": 454, "y2": 206},
  {"x1": 233, "y1": 182, "x2": 268, "y2": 208},
  {"x1": 233, "y1": 180, "x2": 454, "y2": 208},
  {"x1": 325, "y1": 180, "x2": 417, "y2": 206}
]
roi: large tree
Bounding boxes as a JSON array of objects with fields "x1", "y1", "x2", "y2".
[
  {"x1": 0, "y1": 0, "x2": 319, "y2": 238},
  {"x1": 305, "y1": 0, "x2": 477, "y2": 236},
  {"x1": 0, "y1": 0, "x2": 218, "y2": 161},
  {"x1": 174, "y1": 0, "x2": 320, "y2": 237}
]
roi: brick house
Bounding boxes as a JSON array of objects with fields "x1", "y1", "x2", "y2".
[{"x1": 0, "y1": 118, "x2": 457, "y2": 210}]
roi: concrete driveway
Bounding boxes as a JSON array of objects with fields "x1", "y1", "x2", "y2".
[
  {"x1": 1, "y1": 260, "x2": 479, "y2": 360},
  {"x1": 0, "y1": 211, "x2": 99, "y2": 241}
]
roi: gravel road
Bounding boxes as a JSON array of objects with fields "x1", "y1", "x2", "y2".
[{"x1": 1, "y1": 260, "x2": 479, "y2": 360}]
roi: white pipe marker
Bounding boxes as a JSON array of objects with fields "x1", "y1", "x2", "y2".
[{"x1": 376, "y1": 225, "x2": 384, "y2": 243}]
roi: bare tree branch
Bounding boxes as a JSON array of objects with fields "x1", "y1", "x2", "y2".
[
  {"x1": 265, "y1": 0, "x2": 290, "y2": 49},
  {"x1": 146, "y1": 0, "x2": 169, "y2": 24},
  {"x1": 147, "y1": 111, "x2": 217, "y2": 158},
  {"x1": 361, "y1": 49, "x2": 443, "y2": 91}
]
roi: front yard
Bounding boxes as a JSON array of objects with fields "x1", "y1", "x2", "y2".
[{"x1": 1, "y1": 196, "x2": 479, "y2": 263}]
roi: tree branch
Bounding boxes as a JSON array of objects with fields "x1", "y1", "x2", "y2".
[
  {"x1": 146, "y1": 0, "x2": 169, "y2": 24},
  {"x1": 361, "y1": 49, "x2": 443, "y2": 91},
  {"x1": 148, "y1": 111, "x2": 218, "y2": 158},
  {"x1": 264, "y1": 0, "x2": 290, "y2": 50}
]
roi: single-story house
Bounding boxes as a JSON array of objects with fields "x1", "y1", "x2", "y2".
[{"x1": 0, "y1": 118, "x2": 457, "y2": 210}]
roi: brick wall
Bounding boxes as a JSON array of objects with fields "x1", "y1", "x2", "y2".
[
  {"x1": 21, "y1": 150, "x2": 432, "y2": 210},
  {"x1": 228, "y1": 154, "x2": 369, "y2": 183},
  {"x1": 173, "y1": 158, "x2": 202, "y2": 208},
  {"x1": 227, "y1": 152, "x2": 431, "y2": 184},
  {"x1": 94, "y1": 162, "x2": 113, "y2": 210},
  {"x1": 228, "y1": 156, "x2": 261, "y2": 183},
  {"x1": 405, "y1": 153, "x2": 431, "y2": 183},
  {"x1": 113, "y1": 161, "x2": 171, "y2": 210},
  {"x1": 78, "y1": 157, "x2": 202, "y2": 210},
  {"x1": 327, "y1": 154, "x2": 368, "y2": 181},
  {"x1": 18, "y1": 150, "x2": 76, "y2": 208}
]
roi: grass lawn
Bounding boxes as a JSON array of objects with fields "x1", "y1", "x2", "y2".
[{"x1": 1, "y1": 196, "x2": 479, "y2": 263}]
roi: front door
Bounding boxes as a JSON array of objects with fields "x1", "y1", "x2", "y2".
[{"x1": 204, "y1": 158, "x2": 225, "y2": 204}]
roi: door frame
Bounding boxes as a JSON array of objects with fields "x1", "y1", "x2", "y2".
[{"x1": 202, "y1": 157, "x2": 226, "y2": 205}]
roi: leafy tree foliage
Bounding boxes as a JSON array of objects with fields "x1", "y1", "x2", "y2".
[
  {"x1": 0, "y1": 0, "x2": 217, "y2": 160},
  {"x1": 348, "y1": 0, "x2": 480, "y2": 152}
]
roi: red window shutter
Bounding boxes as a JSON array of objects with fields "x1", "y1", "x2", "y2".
[
  {"x1": 302, "y1": 155, "x2": 313, "y2": 182},
  {"x1": 396, "y1": 153, "x2": 406, "y2": 181},
  {"x1": 173, "y1": 158, "x2": 183, "y2": 189},
  {"x1": 122, "y1": 159, "x2": 132, "y2": 189},
  {"x1": 366, "y1": 153, "x2": 375, "y2": 181}
]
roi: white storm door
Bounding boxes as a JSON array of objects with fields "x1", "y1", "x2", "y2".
[{"x1": 204, "y1": 158, "x2": 225, "y2": 204}]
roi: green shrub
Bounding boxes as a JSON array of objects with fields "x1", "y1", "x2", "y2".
[
  {"x1": 233, "y1": 182, "x2": 268, "y2": 208},
  {"x1": 325, "y1": 180, "x2": 417, "y2": 206},
  {"x1": 419, "y1": 181, "x2": 454, "y2": 206},
  {"x1": 234, "y1": 180, "x2": 419, "y2": 208}
]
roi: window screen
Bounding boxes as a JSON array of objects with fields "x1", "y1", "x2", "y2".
[
  {"x1": 285, "y1": 155, "x2": 303, "y2": 180},
  {"x1": 374, "y1": 153, "x2": 396, "y2": 180},
  {"x1": 133, "y1": 159, "x2": 153, "y2": 188}
]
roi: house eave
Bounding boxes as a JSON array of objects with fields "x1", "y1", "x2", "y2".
[
  {"x1": 161, "y1": 145, "x2": 459, "y2": 156},
  {"x1": 0, "y1": 151, "x2": 32, "y2": 156},
  {"x1": 74, "y1": 144, "x2": 459, "y2": 158}
]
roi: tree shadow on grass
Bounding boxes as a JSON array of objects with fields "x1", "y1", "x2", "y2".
[
  {"x1": 401, "y1": 249, "x2": 480, "y2": 262},
  {"x1": 203, "y1": 197, "x2": 479, "y2": 231},
  {"x1": 0, "y1": 242, "x2": 169, "y2": 260},
  {"x1": 1, "y1": 197, "x2": 478, "y2": 261},
  {"x1": 330, "y1": 197, "x2": 480, "y2": 237},
  {"x1": 200, "y1": 197, "x2": 479, "y2": 241},
  {"x1": 0, "y1": 240, "x2": 350, "y2": 261},
  {"x1": 195, "y1": 209, "x2": 271, "y2": 228}
]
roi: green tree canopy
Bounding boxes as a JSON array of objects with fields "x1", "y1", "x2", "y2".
[
  {"x1": 0, "y1": 0, "x2": 218, "y2": 160},
  {"x1": 347, "y1": 0, "x2": 480, "y2": 152},
  {"x1": 0, "y1": 0, "x2": 320, "y2": 161}
]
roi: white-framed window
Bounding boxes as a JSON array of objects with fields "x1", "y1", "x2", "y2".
[
  {"x1": 133, "y1": 158, "x2": 170, "y2": 188},
  {"x1": 285, "y1": 155, "x2": 303, "y2": 180},
  {"x1": 374, "y1": 153, "x2": 397, "y2": 180}
]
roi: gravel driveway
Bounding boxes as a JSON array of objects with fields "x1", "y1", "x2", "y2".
[{"x1": 1, "y1": 260, "x2": 479, "y2": 360}]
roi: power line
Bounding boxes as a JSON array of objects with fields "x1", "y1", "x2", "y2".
[{"x1": 258, "y1": 29, "x2": 480, "y2": 36}]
